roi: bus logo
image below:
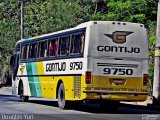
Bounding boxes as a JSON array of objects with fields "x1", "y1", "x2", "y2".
[
  {"x1": 20, "y1": 66, "x2": 25, "y2": 75},
  {"x1": 104, "y1": 31, "x2": 133, "y2": 44}
]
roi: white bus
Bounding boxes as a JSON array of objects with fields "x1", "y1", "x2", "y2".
[{"x1": 10, "y1": 21, "x2": 148, "y2": 110}]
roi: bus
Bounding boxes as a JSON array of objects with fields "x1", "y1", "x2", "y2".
[{"x1": 10, "y1": 21, "x2": 148, "y2": 110}]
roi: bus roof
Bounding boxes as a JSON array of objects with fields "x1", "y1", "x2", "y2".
[
  {"x1": 15, "y1": 22, "x2": 89, "y2": 45},
  {"x1": 15, "y1": 21, "x2": 145, "y2": 46}
]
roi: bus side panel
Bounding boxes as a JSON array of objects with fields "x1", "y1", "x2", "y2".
[
  {"x1": 13, "y1": 64, "x2": 31, "y2": 96},
  {"x1": 25, "y1": 63, "x2": 42, "y2": 97},
  {"x1": 17, "y1": 58, "x2": 88, "y2": 100},
  {"x1": 37, "y1": 62, "x2": 50, "y2": 98},
  {"x1": 58, "y1": 75, "x2": 87, "y2": 101},
  {"x1": 12, "y1": 77, "x2": 31, "y2": 97},
  {"x1": 20, "y1": 77, "x2": 31, "y2": 96}
]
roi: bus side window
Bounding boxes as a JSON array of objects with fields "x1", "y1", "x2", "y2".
[
  {"x1": 26, "y1": 44, "x2": 30, "y2": 59},
  {"x1": 21, "y1": 45, "x2": 26, "y2": 59},
  {"x1": 80, "y1": 33, "x2": 85, "y2": 54},
  {"x1": 48, "y1": 39, "x2": 59, "y2": 57},
  {"x1": 70, "y1": 33, "x2": 85, "y2": 55},
  {"x1": 59, "y1": 36, "x2": 70, "y2": 56},
  {"x1": 49, "y1": 40, "x2": 54, "y2": 56},
  {"x1": 29, "y1": 43, "x2": 37, "y2": 59},
  {"x1": 35, "y1": 42, "x2": 39, "y2": 58},
  {"x1": 45, "y1": 41, "x2": 48, "y2": 57},
  {"x1": 55, "y1": 39, "x2": 59, "y2": 56},
  {"x1": 39, "y1": 42, "x2": 44, "y2": 58},
  {"x1": 39, "y1": 41, "x2": 48, "y2": 58}
]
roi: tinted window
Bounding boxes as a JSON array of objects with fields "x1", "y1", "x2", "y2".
[
  {"x1": 21, "y1": 44, "x2": 29, "y2": 59},
  {"x1": 21, "y1": 45, "x2": 26, "y2": 59},
  {"x1": 70, "y1": 33, "x2": 85, "y2": 55},
  {"x1": 26, "y1": 44, "x2": 30, "y2": 59},
  {"x1": 48, "y1": 38, "x2": 59, "y2": 57},
  {"x1": 29, "y1": 43, "x2": 38, "y2": 59},
  {"x1": 59, "y1": 36, "x2": 70, "y2": 56},
  {"x1": 38, "y1": 40, "x2": 48, "y2": 58}
]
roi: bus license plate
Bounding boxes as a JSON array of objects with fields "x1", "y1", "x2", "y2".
[{"x1": 112, "y1": 79, "x2": 124, "y2": 84}]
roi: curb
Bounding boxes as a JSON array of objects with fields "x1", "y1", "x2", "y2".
[{"x1": 121, "y1": 96, "x2": 152, "y2": 106}]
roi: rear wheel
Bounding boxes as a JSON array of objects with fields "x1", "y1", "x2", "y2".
[
  {"x1": 19, "y1": 82, "x2": 29, "y2": 102},
  {"x1": 58, "y1": 83, "x2": 66, "y2": 109}
]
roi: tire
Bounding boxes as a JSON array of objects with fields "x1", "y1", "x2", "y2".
[
  {"x1": 19, "y1": 82, "x2": 29, "y2": 102},
  {"x1": 58, "y1": 83, "x2": 66, "y2": 109},
  {"x1": 100, "y1": 100, "x2": 119, "y2": 112}
]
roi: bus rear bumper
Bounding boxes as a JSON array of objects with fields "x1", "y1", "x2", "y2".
[
  {"x1": 83, "y1": 90, "x2": 148, "y2": 95},
  {"x1": 83, "y1": 90, "x2": 148, "y2": 101}
]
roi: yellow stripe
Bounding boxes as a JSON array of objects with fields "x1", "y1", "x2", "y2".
[
  {"x1": 36, "y1": 61, "x2": 54, "y2": 98},
  {"x1": 36, "y1": 62, "x2": 46, "y2": 97}
]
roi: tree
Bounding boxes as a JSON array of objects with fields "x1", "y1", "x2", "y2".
[{"x1": 23, "y1": 0, "x2": 91, "y2": 38}]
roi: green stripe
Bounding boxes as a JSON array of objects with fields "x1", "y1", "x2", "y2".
[
  {"x1": 26, "y1": 63, "x2": 36, "y2": 96},
  {"x1": 26, "y1": 63, "x2": 42, "y2": 97},
  {"x1": 31, "y1": 63, "x2": 42, "y2": 97}
]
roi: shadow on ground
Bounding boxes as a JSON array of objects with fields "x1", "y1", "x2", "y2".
[
  {"x1": 1, "y1": 93, "x2": 160, "y2": 114},
  {"x1": 28, "y1": 99, "x2": 160, "y2": 114}
]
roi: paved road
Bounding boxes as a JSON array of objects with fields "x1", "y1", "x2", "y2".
[{"x1": 0, "y1": 87, "x2": 160, "y2": 120}]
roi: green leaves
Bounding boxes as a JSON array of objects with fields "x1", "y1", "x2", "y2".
[
  {"x1": 23, "y1": 0, "x2": 91, "y2": 38},
  {"x1": 97, "y1": 1, "x2": 156, "y2": 27}
]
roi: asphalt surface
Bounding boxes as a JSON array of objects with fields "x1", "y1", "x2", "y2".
[{"x1": 0, "y1": 87, "x2": 160, "y2": 120}]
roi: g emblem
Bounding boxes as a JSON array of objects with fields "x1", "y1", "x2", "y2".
[{"x1": 104, "y1": 31, "x2": 133, "y2": 44}]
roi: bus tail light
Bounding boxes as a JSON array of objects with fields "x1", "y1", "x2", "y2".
[
  {"x1": 143, "y1": 74, "x2": 148, "y2": 86},
  {"x1": 85, "y1": 71, "x2": 92, "y2": 84}
]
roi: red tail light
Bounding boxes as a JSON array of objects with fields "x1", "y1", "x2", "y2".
[
  {"x1": 143, "y1": 74, "x2": 148, "y2": 86},
  {"x1": 85, "y1": 71, "x2": 92, "y2": 84}
]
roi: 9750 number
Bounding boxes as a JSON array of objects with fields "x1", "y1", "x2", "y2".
[
  {"x1": 103, "y1": 68, "x2": 133, "y2": 75},
  {"x1": 70, "y1": 62, "x2": 83, "y2": 70}
]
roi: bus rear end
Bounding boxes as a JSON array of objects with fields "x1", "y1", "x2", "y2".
[{"x1": 84, "y1": 21, "x2": 148, "y2": 103}]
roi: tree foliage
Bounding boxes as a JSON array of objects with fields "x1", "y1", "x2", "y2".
[{"x1": 23, "y1": 0, "x2": 91, "y2": 38}]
